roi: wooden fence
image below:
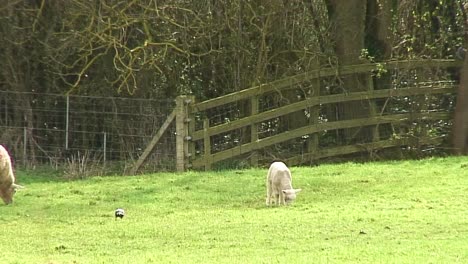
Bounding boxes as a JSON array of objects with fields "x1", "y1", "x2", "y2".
[{"x1": 132, "y1": 59, "x2": 462, "y2": 172}]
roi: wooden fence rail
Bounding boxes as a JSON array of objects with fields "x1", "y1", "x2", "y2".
[
  {"x1": 190, "y1": 85, "x2": 454, "y2": 141},
  {"x1": 191, "y1": 59, "x2": 460, "y2": 112},
  {"x1": 191, "y1": 112, "x2": 451, "y2": 169}
]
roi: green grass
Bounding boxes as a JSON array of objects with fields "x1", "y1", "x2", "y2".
[{"x1": 1, "y1": 157, "x2": 468, "y2": 263}]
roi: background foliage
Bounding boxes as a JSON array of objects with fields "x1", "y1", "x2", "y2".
[
  {"x1": 1, "y1": 1, "x2": 464, "y2": 98},
  {"x1": 0, "y1": 0, "x2": 467, "y2": 170}
]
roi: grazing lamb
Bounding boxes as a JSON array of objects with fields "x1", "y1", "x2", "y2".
[
  {"x1": 266, "y1": 161, "x2": 301, "y2": 206},
  {"x1": 0, "y1": 145, "x2": 23, "y2": 205}
]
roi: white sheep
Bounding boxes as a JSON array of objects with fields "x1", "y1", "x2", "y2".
[
  {"x1": 0, "y1": 145, "x2": 23, "y2": 204},
  {"x1": 266, "y1": 161, "x2": 301, "y2": 206}
]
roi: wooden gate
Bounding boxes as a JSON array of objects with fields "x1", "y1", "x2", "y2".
[{"x1": 133, "y1": 59, "x2": 461, "y2": 172}]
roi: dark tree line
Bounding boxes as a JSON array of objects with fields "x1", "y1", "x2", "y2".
[{"x1": 1, "y1": 0, "x2": 467, "y2": 157}]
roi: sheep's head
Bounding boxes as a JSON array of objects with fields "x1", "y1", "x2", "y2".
[
  {"x1": 282, "y1": 188, "x2": 302, "y2": 204},
  {"x1": 0, "y1": 184, "x2": 23, "y2": 205}
]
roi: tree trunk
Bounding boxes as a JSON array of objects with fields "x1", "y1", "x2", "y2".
[
  {"x1": 367, "y1": 0, "x2": 394, "y2": 59},
  {"x1": 328, "y1": 0, "x2": 371, "y2": 144}
]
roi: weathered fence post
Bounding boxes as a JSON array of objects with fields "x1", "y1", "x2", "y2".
[
  {"x1": 307, "y1": 68, "x2": 320, "y2": 163},
  {"x1": 186, "y1": 96, "x2": 195, "y2": 169},
  {"x1": 175, "y1": 95, "x2": 192, "y2": 172}
]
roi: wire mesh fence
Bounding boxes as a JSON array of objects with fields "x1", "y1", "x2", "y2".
[{"x1": 0, "y1": 90, "x2": 176, "y2": 175}]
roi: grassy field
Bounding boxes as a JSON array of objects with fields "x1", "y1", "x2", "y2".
[{"x1": 1, "y1": 157, "x2": 467, "y2": 263}]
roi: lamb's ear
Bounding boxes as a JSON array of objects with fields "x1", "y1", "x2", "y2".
[{"x1": 294, "y1": 189, "x2": 302, "y2": 193}]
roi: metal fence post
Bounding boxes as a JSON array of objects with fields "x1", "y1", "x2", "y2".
[
  {"x1": 65, "y1": 94, "x2": 70, "y2": 150},
  {"x1": 103, "y1": 132, "x2": 107, "y2": 163},
  {"x1": 23, "y1": 127, "x2": 27, "y2": 167}
]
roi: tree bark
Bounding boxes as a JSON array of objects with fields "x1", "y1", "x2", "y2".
[
  {"x1": 328, "y1": 0, "x2": 370, "y2": 144},
  {"x1": 367, "y1": 0, "x2": 394, "y2": 59}
]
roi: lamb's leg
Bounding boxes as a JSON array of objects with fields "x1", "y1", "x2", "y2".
[
  {"x1": 279, "y1": 191, "x2": 285, "y2": 205},
  {"x1": 274, "y1": 193, "x2": 280, "y2": 206},
  {"x1": 266, "y1": 184, "x2": 272, "y2": 206}
]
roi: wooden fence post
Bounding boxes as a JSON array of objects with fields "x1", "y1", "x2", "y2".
[
  {"x1": 308, "y1": 70, "x2": 320, "y2": 163},
  {"x1": 175, "y1": 95, "x2": 191, "y2": 172},
  {"x1": 186, "y1": 96, "x2": 195, "y2": 169}
]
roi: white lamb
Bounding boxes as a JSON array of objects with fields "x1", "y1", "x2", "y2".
[{"x1": 266, "y1": 161, "x2": 301, "y2": 206}]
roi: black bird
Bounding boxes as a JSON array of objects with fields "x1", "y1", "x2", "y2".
[{"x1": 115, "y1": 208, "x2": 125, "y2": 219}]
